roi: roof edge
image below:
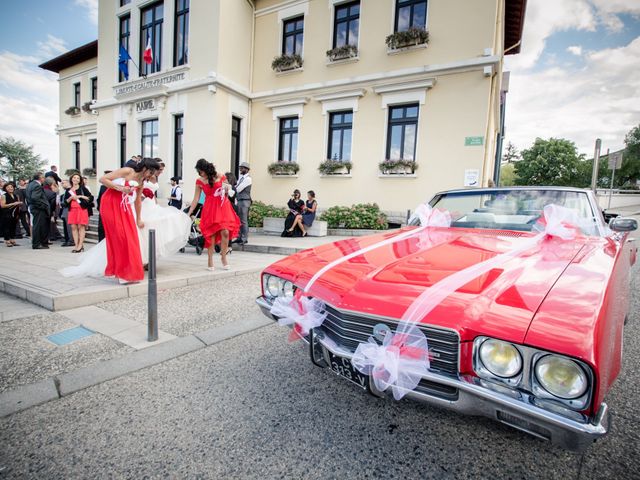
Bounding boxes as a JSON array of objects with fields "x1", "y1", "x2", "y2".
[{"x1": 39, "y1": 40, "x2": 98, "y2": 73}]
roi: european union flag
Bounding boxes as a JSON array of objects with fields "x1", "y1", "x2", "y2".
[{"x1": 119, "y1": 45, "x2": 131, "y2": 80}]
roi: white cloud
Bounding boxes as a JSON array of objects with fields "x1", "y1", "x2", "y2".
[
  {"x1": 504, "y1": 37, "x2": 640, "y2": 156},
  {"x1": 74, "y1": 0, "x2": 98, "y2": 26},
  {"x1": 567, "y1": 45, "x2": 583, "y2": 56},
  {"x1": 0, "y1": 51, "x2": 59, "y2": 164},
  {"x1": 36, "y1": 34, "x2": 67, "y2": 59}
]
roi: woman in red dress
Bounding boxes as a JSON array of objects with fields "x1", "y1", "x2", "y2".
[
  {"x1": 99, "y1": 158, "x2": 160, "y2": 284},
  {"x1": 65, "y1": 173, "x2": 93, "y2": 253},
  {"x1": 186, "y1": 159, "x2": 240, "y2": 271}
]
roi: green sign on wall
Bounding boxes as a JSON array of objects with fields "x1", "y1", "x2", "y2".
[{"x1": 464, "y1": 136, "x2": 484, "y2": 146}]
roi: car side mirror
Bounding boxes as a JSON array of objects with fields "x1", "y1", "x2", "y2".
[{"x1": 609, "y1": 217, "x2": 638, "y2": 232}]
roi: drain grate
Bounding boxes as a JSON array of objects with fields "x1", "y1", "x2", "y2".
[{"x1": 46, "y1": 326, "x2": 95, "y2": 346}]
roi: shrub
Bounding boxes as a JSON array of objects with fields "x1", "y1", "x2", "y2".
[
  {"x1": 268, "y1": 162, "x2": 300, "y2": 175},
  {"x1": 318, "y1": 160, "x2": 352, "y2": 175},
  {"x1": 385, "y1": 27, "x2": 429, "y2": 50},
  {"x1": 249, "y1": 201, "x2": 288, "y2": 227},
  {"x1": 378, "y1": 159, "x2": 419, "y2": 174},
  {"x1": 271, "y1": 54, "x2": 303, "y2": 72},
  {"x1": 320, "y1": 203, "x2": 388, "y2": 230},
  {"x1": 326, "y1": 45, "x2": 358, "y2": 61}
]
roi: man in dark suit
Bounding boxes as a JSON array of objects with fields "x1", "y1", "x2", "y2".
[
  {"x1": 96, "y1": 170, "x2": 112, "y2": 241},
  {"x1": 124, "y1": 155, "x2": 141, "y2": 168},
  {"x1": 25, "y1": 172, "x2": 51, "y2": 249},
  {"x1": 44, "y1": 165, "x2": 62, "y2": 184}
]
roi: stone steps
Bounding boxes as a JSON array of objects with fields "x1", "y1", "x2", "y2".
[{"x1": 56, "y1": 216, "x2": 99, "y2": 244}]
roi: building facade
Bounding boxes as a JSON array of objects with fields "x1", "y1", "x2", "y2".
[
  {"x1": 40, "y1": 41, "x2": 99, "y2": 192},
  {"x1": 44, "y1": 0, "x2": 526, "y2": 215}
]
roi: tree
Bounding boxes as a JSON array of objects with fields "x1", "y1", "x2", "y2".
[
  {"x1": 499, "y1": 163, "x2": 516, "y2": 186},
  {"x1": 502, "y1": 142, "x2": 520, "y2": 163},
  {"x1": 0, "y1": 137, "x2": 45, "y2": 181},
  {"x1": 617, "y1": 124, "x2": 640, "y2": 188},
  {"x1": 514, "y1": 137, "x2": 585, "y2": 187}
]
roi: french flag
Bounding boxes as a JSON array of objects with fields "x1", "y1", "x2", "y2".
[{"x1": 143, "y1": 36, "x2": 153, "y2": 65}]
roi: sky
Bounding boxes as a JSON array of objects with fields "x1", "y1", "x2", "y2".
[{"x1": 0, "y1": 0, "x2": 639, "y2": 166}]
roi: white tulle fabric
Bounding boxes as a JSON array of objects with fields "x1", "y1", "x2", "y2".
[
  {"x1": 270, "y1": 295, "x2": 327, "y2": 341},
  {"x1": 137, "y1": 182, "x2": 192, "y2": 264},
  {"x1": 61, "y1": 181, "x2": 191, "y2": 278}
]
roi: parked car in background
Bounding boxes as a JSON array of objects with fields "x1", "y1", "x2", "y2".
[{"x1": 257, "y1": 187, "x2": 637, "y2": 451}]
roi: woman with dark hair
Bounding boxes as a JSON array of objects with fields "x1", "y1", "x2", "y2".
[
  {"x1": 1, "y1": 182, "x2": 22, "y2": 246},
  {"x1": 291, "y1": 190, "x2": 317, "y2": 236},
  {"x1": 281, "y1": 189, "x2": 305, "y2": 237},
  {"x1": 186, "y1": 159, "x2": 240, "y2": 271},
  {"x1": 95, "y1": 158, "x2": 160, "y2": 283},
  {"x1": 65, "y1": 173, "x2": 93, "y2": 253}
]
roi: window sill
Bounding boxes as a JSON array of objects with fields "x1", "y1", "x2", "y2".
[
  {"x1": 270, "y1": 174, "x2": 299, "y2": 178},
  {"x1": 326, "y1": 56, "x2": 359, "y2": 67},
  {"x1": 378, "y1": 173, "x2": 418, "y2": 178},
  {"x1": 386, "y1": 43, "x2": 428, "y2": 56},
  {"x1": 319, "y1": 173, "x2": 352, "y2": 178},
  {"x1": 275, "y1": 67, "x2": 304, "y2": 77}
]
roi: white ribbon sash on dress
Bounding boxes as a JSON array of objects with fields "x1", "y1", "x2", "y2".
[{"x1": 214, "y1": 186, "x2": 227, "y2": 205}]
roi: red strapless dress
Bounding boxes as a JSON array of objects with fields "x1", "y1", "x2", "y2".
[
  {"x1": 197, "y1": 177, "x2": 240, "y2": 248},
  {"x1": 100, "y1": 184, "x2": 144, "y2": 281}
]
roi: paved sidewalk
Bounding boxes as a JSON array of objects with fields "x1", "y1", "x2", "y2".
[{"x1": 0, "y1": 292, "x2": 47, "y2": 322}]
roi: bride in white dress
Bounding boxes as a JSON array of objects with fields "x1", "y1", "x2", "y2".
[{"x1": 61, "y1": 178, "x2": 191, "y2": 278}]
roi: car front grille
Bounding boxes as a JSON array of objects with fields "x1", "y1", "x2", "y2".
[{"x1": 321, "y1": 305, "x2": 460, "y2": 378}]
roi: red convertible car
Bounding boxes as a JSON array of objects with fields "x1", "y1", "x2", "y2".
[{"x1": 257, "y1": 187, "x2": 637, "y2": 451}]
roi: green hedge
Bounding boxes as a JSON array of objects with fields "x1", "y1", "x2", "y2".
[
  {"x1": 249, "y1": 201, "x2": 288, "y2": 227},
  {"x1": 320, "y1": 203, "x2": 388, "y2": 230}
]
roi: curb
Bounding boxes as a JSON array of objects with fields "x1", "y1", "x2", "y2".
[{"x1": 0, "y1": 316, "x2": 274, "y2": 418}]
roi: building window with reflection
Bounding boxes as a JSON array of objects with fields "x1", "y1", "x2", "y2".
[
  {"x1": 140, "y1": 2, "x2": 164, "y2": 75},
  {"x1": 120, "y1": 0, "x2": 131, "y2": 6},
  {"x1": 395, "y1": 0, "x2": 427, "y2": 32},
  {"x1": 73, "y1": 82, "x2": 80, "y2": 107},
  {"x1": 174, "y1": 0, "x2": 189, "y2": 66},
  {"x1": 141, "y1": 119, "x2": 159, "y2": 158},
  {"x1": 278, "y1": 117, "x2": 298, "y2": 162},
  {"x1": 119, "y1": 15, "x2": 130, "y2": 82},
  {"x1": 174, "y1": 114, "x2": 184, "y2": 178},
  {"x1": 282, "y1": 16, "x2": 304, "y2": 55},
  {"x1": 327, "y1": 111, "x2": 353, "y2": 161},
  {"x1": 119, "y1": 123, "x2": 127, "y2": 167},
  {"x1": 90, "y1": 139, "x2": 97, "y2": 170},
  {"x1": 386, "y1": 104, "x2": 419, "y2": 161},
  {"x1": 73, "y1": 141, "x2": 80, "y2": 170},
  {"x1": 333, "y1": 1, "x2": 359, "y2": 48}
]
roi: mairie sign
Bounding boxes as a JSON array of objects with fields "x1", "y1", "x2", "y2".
[{"x1": 114, "y1": 72, "x2": 186, "y2": 95}]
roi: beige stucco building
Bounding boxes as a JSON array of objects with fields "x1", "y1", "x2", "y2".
[
  {"x1": 40, "y1": 41, "x2": 99, "y2": 192},
  {"x1": 43, "y1": 0, "x2": 526, "y2": 217}
]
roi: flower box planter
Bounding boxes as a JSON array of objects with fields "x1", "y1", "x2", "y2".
[
  {"x1": 82, "y1": 167, "x2": 97, "y2": 178},
  {"x1": 64, "y1": 169, "x2": 80, "y2": 177},
  {"x1": 326, "y1": 45, "x2": 358, "y2": 62},
  {"x1": 65, "y1": 106, "x2": 81, "y2": 116},
  {"x1": 81, "y1": 102, "x2": 92, "y2": 113},
  {"x1": 385, "y1": 27, "x2": 429, "y2": 50},
  {"x1": 271, "y1": 54, "x2": 303, "y2": 72},
  {"x1": 267, "y1": 162, "x2": 300, "y2": 176},
  {"x1": 318, "y1": 160, "x2": 352, "y2": 175},
  {"x1": 378, "y1": 160, "x2": 419, "y2": 175}
]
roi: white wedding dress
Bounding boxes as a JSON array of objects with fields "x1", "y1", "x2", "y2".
[{"x1": 61, "y1": 180, "x2": 191, "y2": 278}]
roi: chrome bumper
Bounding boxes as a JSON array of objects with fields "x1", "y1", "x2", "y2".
[{"x1": 256, "y1": 296, "x2": 609, "y2": 452}]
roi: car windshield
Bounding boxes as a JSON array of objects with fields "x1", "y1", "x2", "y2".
[{"x1": 426, "y1": 189, "x2": 603, "y2": 236}]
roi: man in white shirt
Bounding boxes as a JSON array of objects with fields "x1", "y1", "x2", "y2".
[
  {"x1": 232, "y1": 162, "x2": 252, "y2": 245},
  {"x1": 169, "y1": 177, "x2": 182, "y2": 209}
]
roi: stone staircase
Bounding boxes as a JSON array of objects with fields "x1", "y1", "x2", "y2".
[{"x1": 56, "y1": 215, "x2": 100, "y2": 244}]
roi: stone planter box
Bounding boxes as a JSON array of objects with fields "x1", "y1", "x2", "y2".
[{"x1": 262, "y1": 217, "x2": 327, "y2": 237}]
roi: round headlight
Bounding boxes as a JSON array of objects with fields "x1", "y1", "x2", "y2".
[
  {"x1": 479, "y1": 339, "x2": 522, "y2": 378},
  {"x1": 282, "y1": 281, "x2": 294, "y2": 299},
  {"x1": 535, "y1": 355, "x2": 588, "y2": 399},
  {"x1": 266, "y1": 276, "x2": 281, "y2": 297}
]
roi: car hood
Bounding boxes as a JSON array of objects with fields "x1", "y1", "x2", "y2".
[{"x1": 266, "y1": 227, "x2": 586, "y2": 343}]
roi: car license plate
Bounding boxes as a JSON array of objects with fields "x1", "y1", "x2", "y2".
[{"x1": 328, "y1": 351, "x2": 367, "y2": 390}]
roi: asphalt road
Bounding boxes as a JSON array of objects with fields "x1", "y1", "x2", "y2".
[{"x1": 1, "y1": 265, "x2": 639, "y2": 479}]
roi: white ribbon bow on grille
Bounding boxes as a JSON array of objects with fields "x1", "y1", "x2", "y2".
[
  {"x1": 270, "y1": 295, "x2": 327, "y2": 340},
  {"x1": 351, "y1": 325, "x2": 431, "y2": 401}
]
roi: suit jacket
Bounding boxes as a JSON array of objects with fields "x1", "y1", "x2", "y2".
[
  {"x1": 96, "y1": 185, "x2": 108, "y2": 211},
  {"x1": 64, "y1": 186, "x2": 94, "y2": 215},
  {"x1": 26, "y1": 180, "x2": 50, "y2": 214},
  {"x1": 45, "y1": 171, "x2": 62, "y2": 183}
]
